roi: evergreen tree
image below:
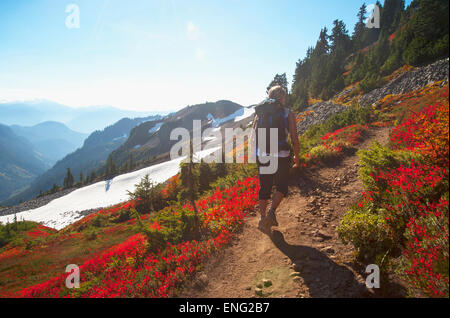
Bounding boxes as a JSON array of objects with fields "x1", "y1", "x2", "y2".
[
  {"x1": 127, "y1": 174, "x2": 160, "y2": 213},
  {"x1": 380, "y1": 0, "x2": 405, "y2": 37},
  {"x1": 309, "y1": 27, "x2": 330, "y2": 97},
  {"x1": 291, "y1": 47, "x2": 313, "y2": 110},
  {"x1": 285, "y1": 0, "x2": 447, "y2": 111},
  {"x1": 13, "y1": 214, "x2": 17, "y2": 231},
  {"x1": 329, "y1": 20, "x2": 351, "y2": 54},
  {"x1": 51, "y1": 183, "x2": 59, "y2": 194},
  {"x1": 352, "y1": 4, "x2": 367, "y2": 50},
  {"x1": 314, "y1": 27, "x2": 330, "y2": 56},
  {"x1": 90, "y1": 171, "x2": 97, "y2": 182},
  {"x1": 198, "y1": 161, "x2": 212, "y2": 193},
  {"x1": 177, "y1": 139, "x2": 200, "y2": 239},
  {"x1": 129, "y1": 153, "x2": 134, "y2": 170},
  {"x1": 266, "y1": 73, "x2": 289, "y2": 93},
  {"x1": 400, "y1": 0, "x2": 449, "y2": 65},
  {"x1": 322, "y1": 20, "x2": 351, "y2": 98},
  {"x1": 63, "y1": 168, "x2": 74, "y2": 188},
  {"x1": 362, "y1": 1, "x2": 382, "y2": 47},
  {"x1": 105, "y1": 155, "x2": 117, "y2": 178}
]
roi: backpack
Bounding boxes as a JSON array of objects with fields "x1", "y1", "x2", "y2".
[{"x1": 254, "y1": 98, "x2": 290, "y2": 156}]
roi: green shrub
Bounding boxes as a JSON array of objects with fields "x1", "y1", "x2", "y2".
[
  {"x1": 131, "y1": 206, "x2": 201, "y2": 253},
  {"x1": 91, "y1": 214, "x2": 108, "y2": 228},
  {"x1": 84, "y1": 227, "x2": 100, "y2": 241},
  {"x1": 208, "y1": 163, "x2": 257, "y2": 193},
  {"x1": 302, "y1": 106, "x2": 374, "y2": 143},
  {"x1": 357, "y1": 141, "x2": 418, "y2": 192},
  {"x1": 305, "y1": 145, "x2": 338, "y2": 162},
  {"x1": 0, "y1": 220, "x2": 39, "y2": 249},
  {"x1": 113, "y1": 209, "x2": 131, "y2": 223},
  {"x1": 298, "y1": 106, "x2": 374, "y2": 164},
  {"x1": 338, "y1": 203, "x2": 394, "y2": 263}
]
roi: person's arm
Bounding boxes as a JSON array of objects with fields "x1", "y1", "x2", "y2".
[
  {"x1": 252, "y1": 114, "x2": 258, "y2": 130},
  {"x1": 249, "y1": 114, "x2": 258, "y2": 159},
  {"x1": 288, "y1": 111, "x2": 300, "y2": 168}
]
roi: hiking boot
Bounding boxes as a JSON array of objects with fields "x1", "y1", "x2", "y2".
[
  {"x1": 257, "y1": 216, "x2": 271, "y2": 233},
  {"x1": 266, "y1": 209, "x2": 279, "y2": 227}
]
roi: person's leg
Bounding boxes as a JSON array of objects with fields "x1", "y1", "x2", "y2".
[
  {"x1": 267, "y1": 157, "x2": 290, "y2": 226},
  {"x1": 259, "y1": 199, "x2": 269, "y2": 218},
  {"x1": 270, "y1": 191, "x2": 284, "y2": 211},
  {"x1": 258, "y1": 172, "x2": 273, "y2": 217},
  {"x1": 258, "y1": 164, "x2": 274, "y2": 232}
]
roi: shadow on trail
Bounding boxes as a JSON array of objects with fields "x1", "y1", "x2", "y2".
[
  {"x1": 270, "y1": 230, "x2": 371, "y2": 298},
  {"x1": 289, "y1": 169, "x2": 332, "y2": 197},
  {"x1": 288, "y1": 147, "x2": 359, "y2": 196}
]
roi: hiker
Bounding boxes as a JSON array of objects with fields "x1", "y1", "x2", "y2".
[{"x1": 252, "y1": 85, "x2": 300, "y2": 233}]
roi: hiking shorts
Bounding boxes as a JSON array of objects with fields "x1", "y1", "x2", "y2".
[{"x1": 257, "y1": 156, "x2": 290, "y2": 200}]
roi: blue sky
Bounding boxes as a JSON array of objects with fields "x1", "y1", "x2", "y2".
[{"x1": 0, "y1": 0, "x2": 412, "y2": 111}]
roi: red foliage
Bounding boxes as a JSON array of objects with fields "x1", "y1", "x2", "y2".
[
  {"x1": 357, "y1": 95, "x2": 449, "y2": 297},
  {"x1": 391, "y1": 99, "x2": 449, "y2": 167},
  {"x1": 26, "y1": 225, "x2": 56, "y2": 238},
  {"x1": 14, "y1": 177, "x2": 260, "y2": 298},
  {"x1": 321, "y1": 124, "x2": 368, "y2": 148},
  {"x1": 161, "y1": 174, "x2": 181, "y2": 200},
  {"x1": 363, "y1": 161, "x2": 449, "y2": 297},
  {"x1": 388, "y1": 32, "x2": 396, "y2": 44}
]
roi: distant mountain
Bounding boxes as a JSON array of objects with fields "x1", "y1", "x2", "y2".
[
  {"x1": 0, "y1": 124, "x2": 49, "y2": 202},
  {"x1": 10, "y1": 122, "x2": 88, "y2": 165},
  {"x1": 2, "y1": 100, "x2": 246, "y2": 205},
  {"x1": 0, "y1": 100, "x2": 167, "y2": 133},
  {"x1": 2, "y1": 115, "x2": 162, "y2": 205},
  {"x1": 63, "y1": 106, "x2": 164, "y2": 134},
  {"x1": 110, "y1": 100, "x2": 243, "y2": 168}
]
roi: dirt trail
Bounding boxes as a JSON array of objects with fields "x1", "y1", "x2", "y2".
[{"x1": 181, "y1": 127, "x2": 394, "y2": 298}]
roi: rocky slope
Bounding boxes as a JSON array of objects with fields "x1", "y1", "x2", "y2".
[
  {"x1": 297, "y1": 58, "x2": 449, "y2": 135},
  {"x1": 358, "y1": 58, "x2": 449, "y2": 107}
]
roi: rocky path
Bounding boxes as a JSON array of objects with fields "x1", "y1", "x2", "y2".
[{"x1": 180, "y1": 127, "x2": 398, "y2": 298}]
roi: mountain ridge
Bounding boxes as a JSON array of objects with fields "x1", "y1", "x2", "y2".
[
  {"x1": 10, "y1": 121, "x2": 88, "y2": 166},
  {"x1": 109, "y1": 100, "x2": 243, "y2": 169},
  {"x1": 0, "y1": 100, "x2": 166, "y2": 133},
  {"x1": 0, "y1": 124, "x2": 49, "y2": 202},
  {"x1": 1, "y1": 115, "x2": 162, "y2": 205}
]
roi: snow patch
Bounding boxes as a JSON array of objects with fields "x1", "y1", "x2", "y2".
[
  {"x1": 148, "y1": 122, "x2": 164, "y2": 134},
  {"x1": 207, "y1": 106, "x2": 255, "y2": 128},
  {"x1": 0, "y1": 147, "x2": 221, "y2": 230},
  {"x1": 113, "y1": 134, "x2": 127, "y2": 141},
  {"x1": 234, "y1": 106, "x2": 255, "y2": 122}
]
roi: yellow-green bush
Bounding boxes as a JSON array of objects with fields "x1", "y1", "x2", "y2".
[{"x1": 338, "y1": 203, "x2": 394, "y2": 263}]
